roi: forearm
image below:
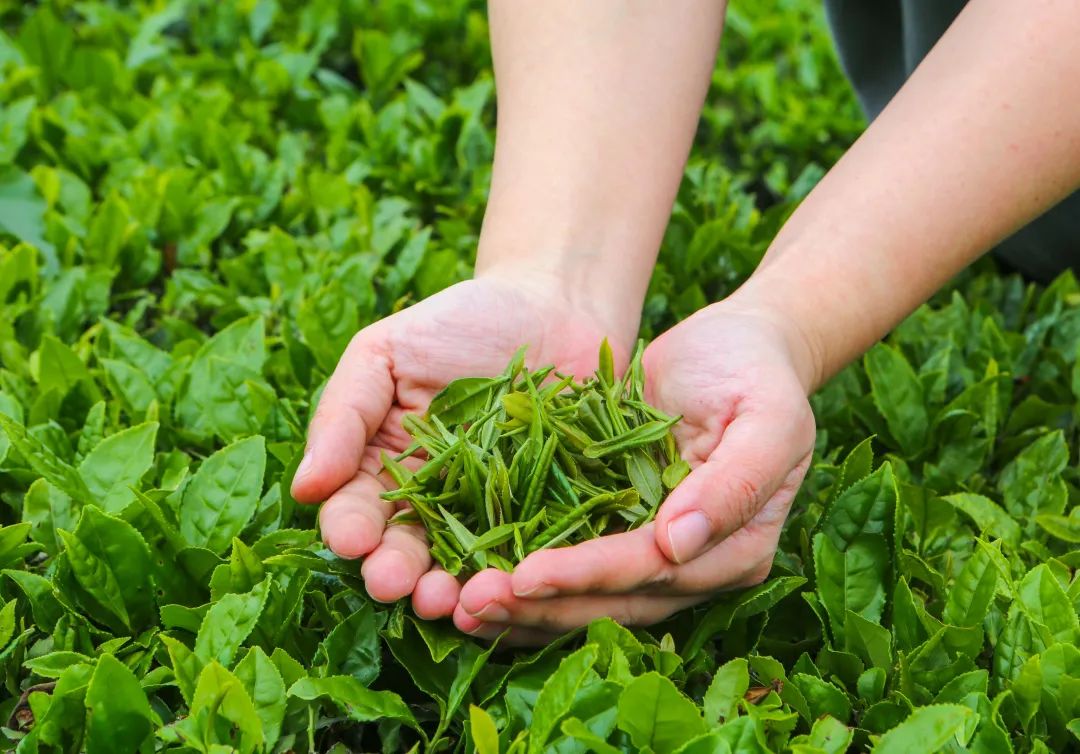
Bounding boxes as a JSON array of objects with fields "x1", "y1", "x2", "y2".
[
  {"x1": 733, "y1": 0, "x2": 1080, "y2": 390},
  {"x1": 476, "y1": 0, "x2": 725, "y2": 345}
]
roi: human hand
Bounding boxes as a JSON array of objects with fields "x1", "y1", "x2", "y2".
[
  {"x1": 453, "y1": 299, "x2": 818, "y2": 642},
  {"x1": 290, "y1": 272, "x2": 630, "y2": 618}
]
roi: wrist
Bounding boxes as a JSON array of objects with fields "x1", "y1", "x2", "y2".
[
  {"x1": 720, "y1": 277, "x2": 828, "y2": 395},
  {"x1": 474, "y1": 244, "x2": 644, "y2": 352}
]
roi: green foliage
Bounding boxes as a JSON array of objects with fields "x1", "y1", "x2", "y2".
[{"x1": 0, "y1": 0, "x2": 1076, "y2": 752}]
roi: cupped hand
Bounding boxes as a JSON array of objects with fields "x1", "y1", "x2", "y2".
[
  {"x1": 290, "y1": 273, "x2": 623, "y2": 618},
  {"x1": 454, "y1": 300, "x2": 818, "y2": 643}
]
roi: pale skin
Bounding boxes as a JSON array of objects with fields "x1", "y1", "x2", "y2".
[{"x1": 292, "y1": 0, "x2": 1080, "y2": 643}]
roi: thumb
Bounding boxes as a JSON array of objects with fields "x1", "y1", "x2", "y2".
[
  {"x1": 291, "y1": 328, "x2": 396, "y2": 504},
  {"x1": 654, "y1": 396, "x2": 814, "y2": 564}
]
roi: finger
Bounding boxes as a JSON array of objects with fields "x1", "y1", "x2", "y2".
[
  {"x1": 654, "y1": 393, "x2": 815, "y2": 564},
  {"x1": 292, "y1": 329, "x2": 395, "y2": 504},
  {"x1": 510, "y1": 513, "x2": 785, "y2": 601},
  {"x1": 358, "y1": 445, "x2": 424, "y2": 491},
  {"x1": 359, "y1": 520, "x2": 432, "y2": 603},
  {"x1": 371, "y1": 406, "x2": 416, "y2": 454},
  {"x1": 510, "y1": 525, "x2": 677, "y2": 598},
  {"x1": 412, "y1": 568, "x2": 461, "y2": 620},
  {"x1": 317, "y1": 472, "x2": 395, "y2": 559},
  {"x1": 451, "y1": 604, "x2": 561, "y2": 646},
  {"x1": 453, "y1": 602, "x2": 486, "y2": 634},
  {"x1": 460, "y1": 569, "x2": 699, "y2": 631},
  {"x1": 498, "y1": 627, "x2": 564, "y2": 647}
]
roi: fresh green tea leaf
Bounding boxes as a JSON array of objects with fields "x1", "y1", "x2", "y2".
[
  {"x1": 180, "y1": 435, "x2": 266, "y2": 555},
  {"x1": 84, "y1": 654, "x2": 153, "y2": 754},
  {"x1": 78, "y1": 422, "x2": 158, "y2": 513},
  {"x1": 618, "y1": 672, "x2": 707, "y2": 754}
]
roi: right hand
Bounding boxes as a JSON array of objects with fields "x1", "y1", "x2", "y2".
[
  {"x1": 452, "y1": 297, "x2": 818, "y2": 641},
  {"x1": 289, "y1": 273, "x2": 626, "y2": 620}
]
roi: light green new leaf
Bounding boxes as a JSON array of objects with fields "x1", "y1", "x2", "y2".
[
  {"x1": 864, "y1": 343, "x2": 927, "y2": 456},
  {"x1": 78, "y1": 422, "x2": 158, "y2": 513},
  {"x1": 819, "y1": 464, "x2": 896, "y2": 551},
  {"x1": 814, "y1": 533, "x2": 889, "y2": 643},
  {"x1": 297, "y1": 280, "x2": 360, "y2": 373},
  {"x1": 194, "y1": 578, "x2": 270, "y2": 667},
  {"x1": 101, "y1": 358, "x2": 157, "y2": 414},
  {"x1": 23, "y1": 650, "x2": 92, "y2": 678},
  {"x1": 22, "y1": 479, "x2": 75, "y2": 556},
  {"x1": 0, "y1": 167, "x2": 55, "y2": 263},
  {"x1": 683, "y1": 576, "x2": 806, "y2": 658},
  {"x1": 672, "y1": 730, "x2": 735, "y2": 754},
  {"x1": 470, "y1": 705, "x2": 501, "y2": 754},
  {"x1": 0, "y1": 96, "x2": 34, "y2": 166},
  {"x1": 3, "y1": 569, "x2": 64, "y2": 628},
  {"x1": 814, "y1": 465, "x2": 895, "y2": 643},
  {"x1": 832, "y1": 436, "x2": 875, "y2": 502},
  {"x1": 313, "y1": 603, "x2": 381, "y2": 685},
  {"x1": 184, "y1": 661, "x2": 265, "y2": 752},
  {"x1": 618, "y1": 672, "x2": 707, "y2": 754},
  {"x1": 0, "y1": 598, "x2": 15, "y2": 648},
  {"x1": 234, "y1": 646, "x2": 286, "y2": 750},
  {"x1": 99, "y1": 319, "x2": 173, "y2": 383},
  {"x1": 160, "y1": 634, "x2": 202, "y2": 706},
  {"x1": 529, "y1": 644, "x2": 599, "y2": 752},
  {"x1": 84, "y1": 654, "x2": 153, "y2": 754},
  {"x1": 58, "y1": 530, "x2": 130, "y2": 628},
  {"x1": 999, "y1": 431, "x2": 1068, "y2": 521},
  {"x1": 0, "y1": 521, "x2": 35, "y2": 571},
  {"x1": 941, "y1": 493, "x2": 1021, "y2": 547},
  {"x1": 427, "y1": 376, "x2": 499, "y2": 425},
  {"x1": 703, "y1": 657, "x2": 749, "y2": 725},
  {"x1": 1035, "y1": 513, "x2": 1080, "y2": 544},
  {"x1": 588, "y1": 617, "x2": 646, "y2": 674},
  {"x1": 0, "y1": 413, "x2": 89, "y2": 500},
  {"x1": 845, "y1": 610, "x2": 893, "y2": 669},
  {"x1": 871, "y1": 704, "x2": 973, "y2": 754},
  {"x1": 561, "y1": 717, "x2": 623, "y2": 754},
  {"x1": 805, "y1": 716, "x2": 854, "y2": 754},
  {"x1": 59, "y1": 506, "x2": 155, "y2": 632},
  {"x1": 1017, "y1": 564, "x2": 1078, "y2": 643},
  {"x1": 288, "y1": 675, "x2": 418, "y2": 729},
  {"x1": 792, "y1": 674, "x2": 851, "y2": 724},
  {"x1": 37, "y1": 335, "x2": 90, "y2": 396},
  {"x1": 180, "y1": 435, "x2": 266, "y2": 554},
  {"x1": 944, "y1": 545, "x2": 998, "y2": 628},
  {"x1": 173, "y1": 316, "x2": 268, "y2": 442}
]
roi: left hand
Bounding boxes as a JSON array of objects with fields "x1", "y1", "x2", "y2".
[{"x1": 453, "y1": 299, "x2": 818, "y2": 644}]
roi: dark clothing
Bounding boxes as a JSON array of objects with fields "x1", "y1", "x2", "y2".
[{"x1": 824, "y1": 0, "x2": 1080, "y2": 281}]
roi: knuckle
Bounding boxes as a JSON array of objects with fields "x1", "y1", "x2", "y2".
[
  {"x1": 618, "y1": 600, "x2": 672, "y2": 627},
  {"x1": 531, "y1": 610, "x2": 570, "y2": 633},
  {"x1": 726, "y1": 470, "x2": 766, "y2": 528},
  {"x1": 346, "y1": 328, "x2": 376, "y2": 355},
  {"x1": 740, "y1": 561, "x2": 772, "y2": 588},
  {"x1": 547, "y1": 540, "x2": 611, "y2": 593},
  {"x1": 310, "y1": 402, "x2": 336, "y2": 430},
  {"x1": 359, "y1": 448, "x2": 384, "y2": 477},
  {"x1": 643, "y1": 563, "x2": 677, "y2": 590},
  {"x1": 618, "y1": 602, "x2": 647, "y2": 626},
  {"x1": 793, "y1": 401, "x2": 817, "y2": 445}
]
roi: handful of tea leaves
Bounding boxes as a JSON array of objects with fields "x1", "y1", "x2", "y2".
[{"x1": 380, "y1": 341, "x2": 689, "y2": 576}]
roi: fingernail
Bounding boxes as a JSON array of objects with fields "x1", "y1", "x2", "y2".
[
  {"x1": 466, "y1": 623, "x2": 503, "y2": 640},
  {"x1": 474, "y1": 601, "x2": 510, "y2": 622},
  {"x1": 513, "y1": 582, "x2": 556, "y2": 599},
  {"x1": 295, "y1": 448, "x2": 315, "y2": 480},
  {"x1": 667, "y1": 511, "x2": 711, "y2": 564}
]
